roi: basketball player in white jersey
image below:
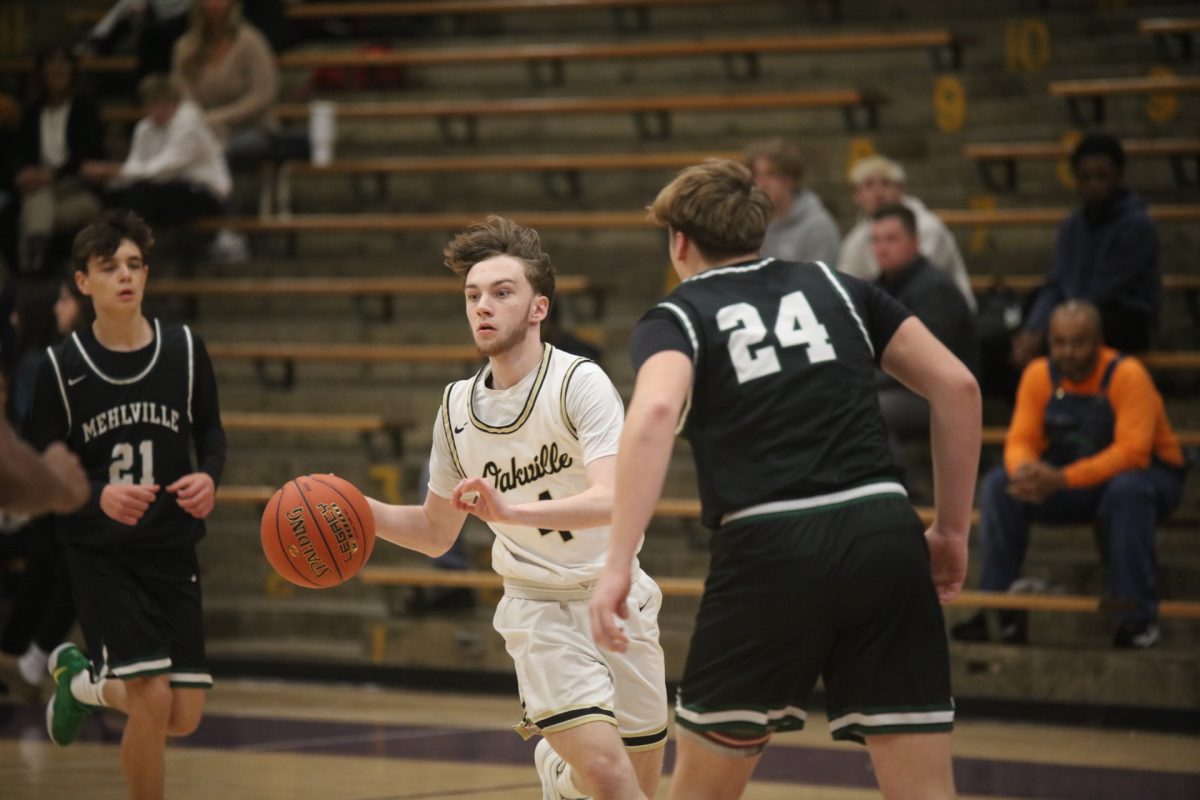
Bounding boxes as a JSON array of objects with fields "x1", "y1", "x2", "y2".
[{"x1": 366, "y1": 217, "x2": 667, "y2": 800}]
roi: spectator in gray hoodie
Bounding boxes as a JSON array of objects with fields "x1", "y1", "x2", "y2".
[{"x1": 744, "y1": 138, "x2": 840, "y2": 265}]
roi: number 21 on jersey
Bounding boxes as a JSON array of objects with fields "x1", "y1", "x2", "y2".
[
  {"x1": 110, "y1": 440, "x2": 156, "y2": 485},
  {"x1": 718, "y1": 290, "x2": 836, "y2": 383}
]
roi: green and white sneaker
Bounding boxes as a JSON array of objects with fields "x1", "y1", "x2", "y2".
[{"x1": 45, "y1": 643, "x2": 95, "y2": 746}]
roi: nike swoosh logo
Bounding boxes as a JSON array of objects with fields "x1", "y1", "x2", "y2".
[
  {"x1": 52, "y1": 666, "x2": 69, "y2": 681},
  {"x1": 638, "y1": 598, "x2": 651, "y2": 612},
  {"x1": 68, "y1": 375, "x2": 86, "y2": 386},
  {"x1": 454, "y1": 424, "x2": 466, "y2": 434}
]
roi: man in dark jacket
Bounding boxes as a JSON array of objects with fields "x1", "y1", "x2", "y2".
[
  {"x1": 872, "y1": 203, "x2": 978, "y2": 493},
  {"x1": 1012, "y1": 134, "x2": 1160, "y2": 366}
]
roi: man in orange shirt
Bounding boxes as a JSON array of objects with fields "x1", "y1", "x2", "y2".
[{"x1": 954, "y1": 300, "x2": 1186, "y2": 648}]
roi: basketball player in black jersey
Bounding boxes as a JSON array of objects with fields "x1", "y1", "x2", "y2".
[
  {"x1": 590, "y1": 161, "x2": 981, "y2": 800},
  {"x1": 24, "y1": 211, "x2": 226, "y2": 800}
]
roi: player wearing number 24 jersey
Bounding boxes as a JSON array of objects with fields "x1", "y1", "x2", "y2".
[{"x1": 590, "y1": 161, "x2": 981, "y2": 800}]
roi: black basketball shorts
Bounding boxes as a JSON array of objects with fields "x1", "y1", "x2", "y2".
[
  {"x1": 675, "y1": 496, "x2": 952, "y2": 752},
  {"x1": 66, "y1": 543, "x2": 212, "y2": 688}
]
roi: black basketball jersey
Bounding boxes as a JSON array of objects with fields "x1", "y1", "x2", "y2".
[
  {"x1": 653, "y1": 258, "x2": 906, "y2": 528},
  {"x1": 44, "y1": 319, "x2": 206, "y2": 550}
]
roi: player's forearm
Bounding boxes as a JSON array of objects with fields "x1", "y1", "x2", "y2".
[
  {"x1": 928, "y1": 368, "x2": 981, "y2": 538},
  {"x1": 606, "y1": 403, "x2": 676, "y2": 571},
  {"x1": 366, "y1": 498, "x2": 458, "y2": 557},
  {"x1": 506, "y1": 482, "x2": 613, "y2": 532}
]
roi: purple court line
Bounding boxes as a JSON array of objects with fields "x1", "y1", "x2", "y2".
[{"x1": 3, "y1": 704, "x2": 1197, "y2": 800}]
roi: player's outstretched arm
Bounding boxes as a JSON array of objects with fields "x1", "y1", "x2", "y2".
[
  {"x1": 881, "y1": 316, "x2": 981, "y2": 602},
  {"x1": 0, "y1": 423, "x2": 89, "y2": 516},
  {"x1": 591, "y1": 350, "x2": 692, "y2": 653},
  {"x1": 366, "y1": 490, "x2": 467, "y2": 558},
  {"x1": 451, "y1": 455, "x2": 616, "y2": 531}
]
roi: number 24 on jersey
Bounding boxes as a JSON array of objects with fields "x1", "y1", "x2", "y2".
[{"x1": 718, "y1": 291, "x2": 837, "y2": 384}]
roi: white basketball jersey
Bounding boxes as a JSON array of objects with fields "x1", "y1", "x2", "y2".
[{"x1": 428, "y1": 344, "x2": 640, "y2": 588}]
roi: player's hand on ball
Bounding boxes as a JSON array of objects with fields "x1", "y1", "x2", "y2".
[
  {"x1": 100, "y1": 483, "x2": 160, "y2": 526},
  {"x1": 589, "y1": 567, "x2": 632, "y2": 653},
  {"x1": 167, "y1": 472, "x2": 216, "y2": 519},
  {"x1": 451, "y1": 477, "x2": 509, "y2": 523}
]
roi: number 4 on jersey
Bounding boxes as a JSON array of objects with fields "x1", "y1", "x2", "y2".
[
  {"x1": 537, "y1": 490, "x2": 573, "y2": 541},
  {"x1": 718, "y1": 290, "x2": 836, "y2": 384}
]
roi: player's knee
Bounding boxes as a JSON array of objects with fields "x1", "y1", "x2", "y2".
[
  {"x1": 572, "y1": 746, "x2": 636, "y2": 796},
  {"x1": 166, "y1": 707, "x2": 203, "y2": 737},
  {"x1": 127, "y1": 677, "x2": 173, "y2": 724}
]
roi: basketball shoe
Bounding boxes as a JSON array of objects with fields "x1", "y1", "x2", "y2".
[
  {"x1": 535, "y1": 738, "x2": 573, "y2": 800},
  {"x1": 45, "y1": 643, "x2": 95, "y2": 746}
]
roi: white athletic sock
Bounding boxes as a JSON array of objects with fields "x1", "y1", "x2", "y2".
[
  {"x1": 17, "y1": 645, "x2": 47, "y2": 686},
  {"x1": 556, "y1": 763, "x2": 586, "y2": 800},
  {"x1": 69, "y1": 670, "x2": 107, "y2": 708}
]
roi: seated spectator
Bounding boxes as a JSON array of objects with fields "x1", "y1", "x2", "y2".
[
  {"x1": 871, "y1": 204, "x2": 977, "y2": 496},
  {"x1": 81, "y1": 75, "x2": 231, "y2": 229},
  {"x1": 14, "y1": 45, "x2": 104, "y2": 275},
  {"x1": 954, "y1": 301, "x2": 1186, "y2": 649},
  {"x1": 743, "y1": 138, "x2": 839, "y2": 265},
  {"x1": 839, "y1": 155, "x2": 975, "y2": 311},
  {"x1": 1011, "y1": 134, "x2": 1160, "y2": 368},
  {"x1": 172, "y1": 0, "x2": 278, "y2": 164},
  {"x1": 172, "y1": 0, "x2": 277, "y2": 261},
  {"x1": 80, "y1": 0, "x2": 193, "y2": 79}
]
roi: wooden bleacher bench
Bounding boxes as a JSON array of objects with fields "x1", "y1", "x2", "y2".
[
  {"x1": 266, "y1": 151, "x2": 741, "y2": 211},
  {"x1": 1138, "y1": 18, "x2": 1199, "y2": 62},
  {"x1": 982, "y1": 427, "x2": 1200, "y2": 448},
  {"x1": 353, "y1": 567, "x2": 1200, "y2": 619},
  {"x1": 153, "y1": 275, "x2": 592, "y2": 299},
  {"x1": 70, "y1": 0, "x2": 785, "y2": 26},
  {"x1": 933, "y1": 204, "x2": 1200, "y2": 227},
  {"x1": 102, "y1": 89, "x2": 885, "y2": 139},
  {"x1": 1049, "y1": 75, "x2": 1200, "y2": 124},
  {"x1": 962, "y1": 138, "x2": 1200, "y2": 191},
  {"x1": 970, "y1": 273, "x2": 1200, "y2": 294},
  {"x1": 183, "y1": 204, "x2": 1200, "y2": 232},
  {"x1": 220, "y1": 411, "x2": 410, "y2": 457},
  {"x1": 208, "y1": 342, "x2": 481, "y2": 389},
  {"x1": 190, "y1": 211, "x2": 652, "y2": 233},
  {"x1": 152, "y1": 274, "x2": 605, "y2": 322},
  {"x1": 5, "y1": 30, "x2": 958, "y2": 84}
]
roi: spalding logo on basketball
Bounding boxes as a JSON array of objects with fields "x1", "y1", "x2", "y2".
[{"x1": 260, "y1": 474, "x2": 376, "y2": 589}]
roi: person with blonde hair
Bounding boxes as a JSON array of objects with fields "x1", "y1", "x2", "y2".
[
  {"x1": 838, "y1": 155, "x2": 975, "y2": 311},
  {"x1": 172, "y1": 0, "x2": 277, "y2": 161},
  {"x1": 81, "y1": 75, "x2": 231, "y2": 230}
]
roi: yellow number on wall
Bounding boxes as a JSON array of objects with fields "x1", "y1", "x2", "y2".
[
  {"x1": 933, "y1": 76, "x2": 966, "y2": 133},
  {"x1": 1146, "y1": 66, "x2": 1178, "y2": 124},
  {"x1": 1005, "y1": 19, "x2": 1050, "y2": 73}
]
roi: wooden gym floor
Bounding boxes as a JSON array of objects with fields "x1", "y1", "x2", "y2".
[{"x1": 2, "y1": 679, "x2": 1198, "y2": 799}]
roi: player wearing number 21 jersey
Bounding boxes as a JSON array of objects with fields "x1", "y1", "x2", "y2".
[{"x1": 23, "y1": 211, "x2": 225, "y2": 800}]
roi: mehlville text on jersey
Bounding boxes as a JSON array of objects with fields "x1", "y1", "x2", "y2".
[{"x1": 82, "y1": 402, "x2": 183, "y2": 444}]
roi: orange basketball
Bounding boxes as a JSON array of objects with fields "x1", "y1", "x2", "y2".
[{"x1": 260, "y1": 474, "x2": 376, "y2": 589}]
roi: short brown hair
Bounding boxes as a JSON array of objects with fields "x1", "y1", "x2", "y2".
[
  {"x1": 648, "y1": 159, "x2": 770, "y2": 261},
  {"x1": 443, "y1": 216, "x2": 556, "y2": 301},
  {"x1": 871, "y1": 203, "x2": 918, "y2": 237},
  {"x1": 72, "y1": 210, "x2": 155, "y2": 274},
  {"x1": 743, "y1": 138, "x2": 805, "y2": 182}
]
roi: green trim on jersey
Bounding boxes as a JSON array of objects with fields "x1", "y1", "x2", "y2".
[{"x1": 720, "y1": 480, "x2": 907, "y2": 528}]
